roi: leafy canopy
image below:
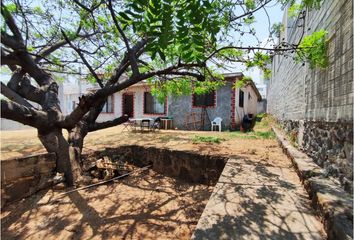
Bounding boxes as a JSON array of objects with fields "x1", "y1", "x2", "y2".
[
  {"x1": 1, "y1": 0, "x2": 328, "y2": 100},
  {"x1": 118, "y1": 0, "x2": 224, "y2": 63}
]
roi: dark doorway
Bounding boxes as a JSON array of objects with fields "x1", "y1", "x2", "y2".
[{"x1": 122, "y1": 93, "x2": 134, "y2": 118}]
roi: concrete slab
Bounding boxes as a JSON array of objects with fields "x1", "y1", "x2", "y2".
[
  {"x1": 192, "y1": 158, "x2": 326, "y2": 240},
  {"x1": 272, "y1": 127, "x2": 323, "y2": 180},
  {"x1": 273, "y1": 126, "x2": 353, "y2": 239}
]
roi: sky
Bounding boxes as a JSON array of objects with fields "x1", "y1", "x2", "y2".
[{"x1": 224, "y1": 1, "x2": 285, "y2": 85}]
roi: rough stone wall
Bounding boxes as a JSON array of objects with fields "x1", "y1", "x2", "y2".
[
  {"x1": 168, "y1": 82, "x2": 233, "y2": 130},
  {"x1": 281, "y1": 120, "x2": 353, "y2": 192},
  {"x1": 268, "y1": 0, "x2": 353, "y2": 191},
  {"x1": 100, "y1": 146, "x2": 228, "y2": 185}
]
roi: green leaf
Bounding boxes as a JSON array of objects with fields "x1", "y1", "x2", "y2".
[
  {"x1": 129, "y1": 3, "x2": 145, "y2": 13},
  {"x1": 157, "y1": 48, "x2": 166, "y2": 61},
  {"x1": 33, "y1": 6, "x2": 43, "y2": 14},
  {"x1": 6, "y1": 3, "x2": 17, "y2": 13},
  {"x1": 245, "y1": 0, "x2": 256, "y2": 10},
  {"x1": 296, "y1": 29, "x2": 328, "y2": 69},
  {"x1": 118, "y1": 12, "x2": 131, "y2": 21}
]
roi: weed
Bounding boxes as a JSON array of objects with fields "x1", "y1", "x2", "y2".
[
  {"x1": 192, "y1": 135, "x2": 224, "y2": 144},
  {"x1": 288, "y1": 130, "x2": 298, "y2": 147},
  {"x1": 228, "y1": 130, "x2": 275, "y2": 140},
  {"x1": 254, "y1": 131, "x2": 275, "y2": 139}
]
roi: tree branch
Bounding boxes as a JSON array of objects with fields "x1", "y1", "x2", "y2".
[
  {"x1": 61, "y1": 29, "x2": 104, "y2": 88},
  {"x1": 6, "y1": 69, "x2": 45, "y2": 104},
  {"x1": 18, "y1": 77, "x2": 45, "y2": 103},
  {"x1": 107, "y1": 0, "x2": 139, "y2": 77},
  {"x1": 60, "y1": 56, "x2": 200, "y2": 129},
  {"x1": 60, "y1": 75, "x2": 141, "y2": 128},
  {"x1": 162, "y1": 71, "x2": 204, "y2": 80},
  {"x1": 230, "y1": 0, "x2": 272, "y2": 22},
  {"x1": 140, "y1": 62, "x2": 203, "y2": 79},
  {"x1": 72, "y1": 0, "x2": 103, "y2": 13},
  {"x1": 1, "y1": 2, "x2": 23, "y2": 41},
  {"x1": 1, "y1": 31, "x2": 24, "y2": 50},
  {"x1": 34, "y1": 39, "x2": 68, "y2": 63},
  {"x1": 0, "y1": 82, "x2": 34, "y2": 108},
  {"x1": 1, "y1": 52, "x2": 20, "y2": 66},
  {"x1": 88, "y1": 115, "x2": 129, "y2": 132},
  {"x1": 1, "y1": 99, "x2": 48, "y2": 129},
  {"x1": 106, "y1": 38, "x2": 147, "y2": 86}
]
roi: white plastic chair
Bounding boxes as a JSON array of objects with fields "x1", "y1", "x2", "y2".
[{"x1": 211, "y1": 117, "x2": 222, "y2": 132}]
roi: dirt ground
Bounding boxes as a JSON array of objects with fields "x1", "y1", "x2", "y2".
[
  {"x1": 0, "y1": 118, "x2": 325, "y2": 239},
  {"x1": 1, "y1": 118, "x2": 276, "y2": 160},
  {"x1": 1, "y1": 169, "x2": 213, "y2": 240}
]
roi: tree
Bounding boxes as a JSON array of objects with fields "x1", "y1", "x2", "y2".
[{"x1": 1, "y1": 0, "x2": 326, "y2": 186}]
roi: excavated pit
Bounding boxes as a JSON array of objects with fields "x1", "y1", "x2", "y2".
[
  {"x1": 87, "y1": 145, "x2": 228, "y2": 185},
  {"x1": 2, "y1": 145, "x2": 228, "y2": 239}
]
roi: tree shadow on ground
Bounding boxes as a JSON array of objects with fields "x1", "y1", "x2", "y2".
[
  {"x1": 1, "y1": 152, "x2": 326, "y2": 240},
  {"x1": 193, "y1": 157, "x2": 325, "y2": 240},
  {"x1": 1, "y1": 189, "x2": 50, "y2": 239},
  {"x1": 1, "y1": 169, "x2": 213, "y2": 239}
]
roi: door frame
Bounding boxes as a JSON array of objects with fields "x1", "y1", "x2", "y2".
[{"x1": 122, "y1": 92, "x2": 135, "y2": 118}]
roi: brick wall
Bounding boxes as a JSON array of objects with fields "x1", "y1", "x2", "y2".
[{"x1": 268, "y1": 0, "x2": 353, "y2": 191}]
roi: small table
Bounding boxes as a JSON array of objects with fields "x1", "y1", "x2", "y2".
[
  {"x1": 130, "y1": 118, "x2": 154, "y2": 130},
  {"x1": 161, "y1": 118, "x2": 173, "y2": 130}
]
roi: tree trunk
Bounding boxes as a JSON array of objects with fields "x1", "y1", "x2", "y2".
[{"x1": 38, "y1": 128, "x2": 82, "y2": 186}]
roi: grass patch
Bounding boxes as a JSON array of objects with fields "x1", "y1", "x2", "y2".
[
  {"x1": 228, "y1": 130, "x2": 275, "y2": 140},
  {"x1": 254, "y1": 131, "x2": 275, "y2": 139},
  {"x1": 228, "y1": 132, "x2": 258, "y2": 139},
  {"x1": 192, "y1": 135, "x2": 224, "y2": 144}
]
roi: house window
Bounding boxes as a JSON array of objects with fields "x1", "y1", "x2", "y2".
[
  {"x1": 102, "y1": 95, "x2": 113, "y2": 113},
  {"x1": 193, "y1": 91, "x2": 215, "y2": 107},
  {"x1": 239, "y1": 90, "x2": 244, "y2": 108},
  {"x1": 144, "y1": 92, "x2": 165, "y2": 114}
]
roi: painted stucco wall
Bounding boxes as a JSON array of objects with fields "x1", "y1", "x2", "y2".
[
  {"x1": 234, "y1": 85, "x2": 259, "y2": 125},
  {"x1": 95, "y1": 85, "x2": 168, "y2": 123}
]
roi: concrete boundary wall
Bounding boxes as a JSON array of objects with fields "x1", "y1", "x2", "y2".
[
  {"x1": 268, "y1": 0, "x2": 353, "y2": 189},
  {"x1": 1, "y1": 153, "x2": 56, "y2": 207}
]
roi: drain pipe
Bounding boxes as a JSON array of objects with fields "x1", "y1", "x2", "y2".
[{"x1": 53, "y1": 165, "x2": 152, "y2": 200}]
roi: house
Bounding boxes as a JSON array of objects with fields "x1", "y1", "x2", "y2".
[
  {"x1": 93, "y1": 72, "x2": 262, "y2": 131},
  {"x1": 0, "y1": 72, "x2": 262, "y2": 131}
]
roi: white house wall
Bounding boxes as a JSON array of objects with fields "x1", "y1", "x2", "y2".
[
  {"x1": 234, "y1": 85, "x2": 259, "y2": 125},
  {"x1": 95, "y1": 85, "x2": 169, "y2": 123}
]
